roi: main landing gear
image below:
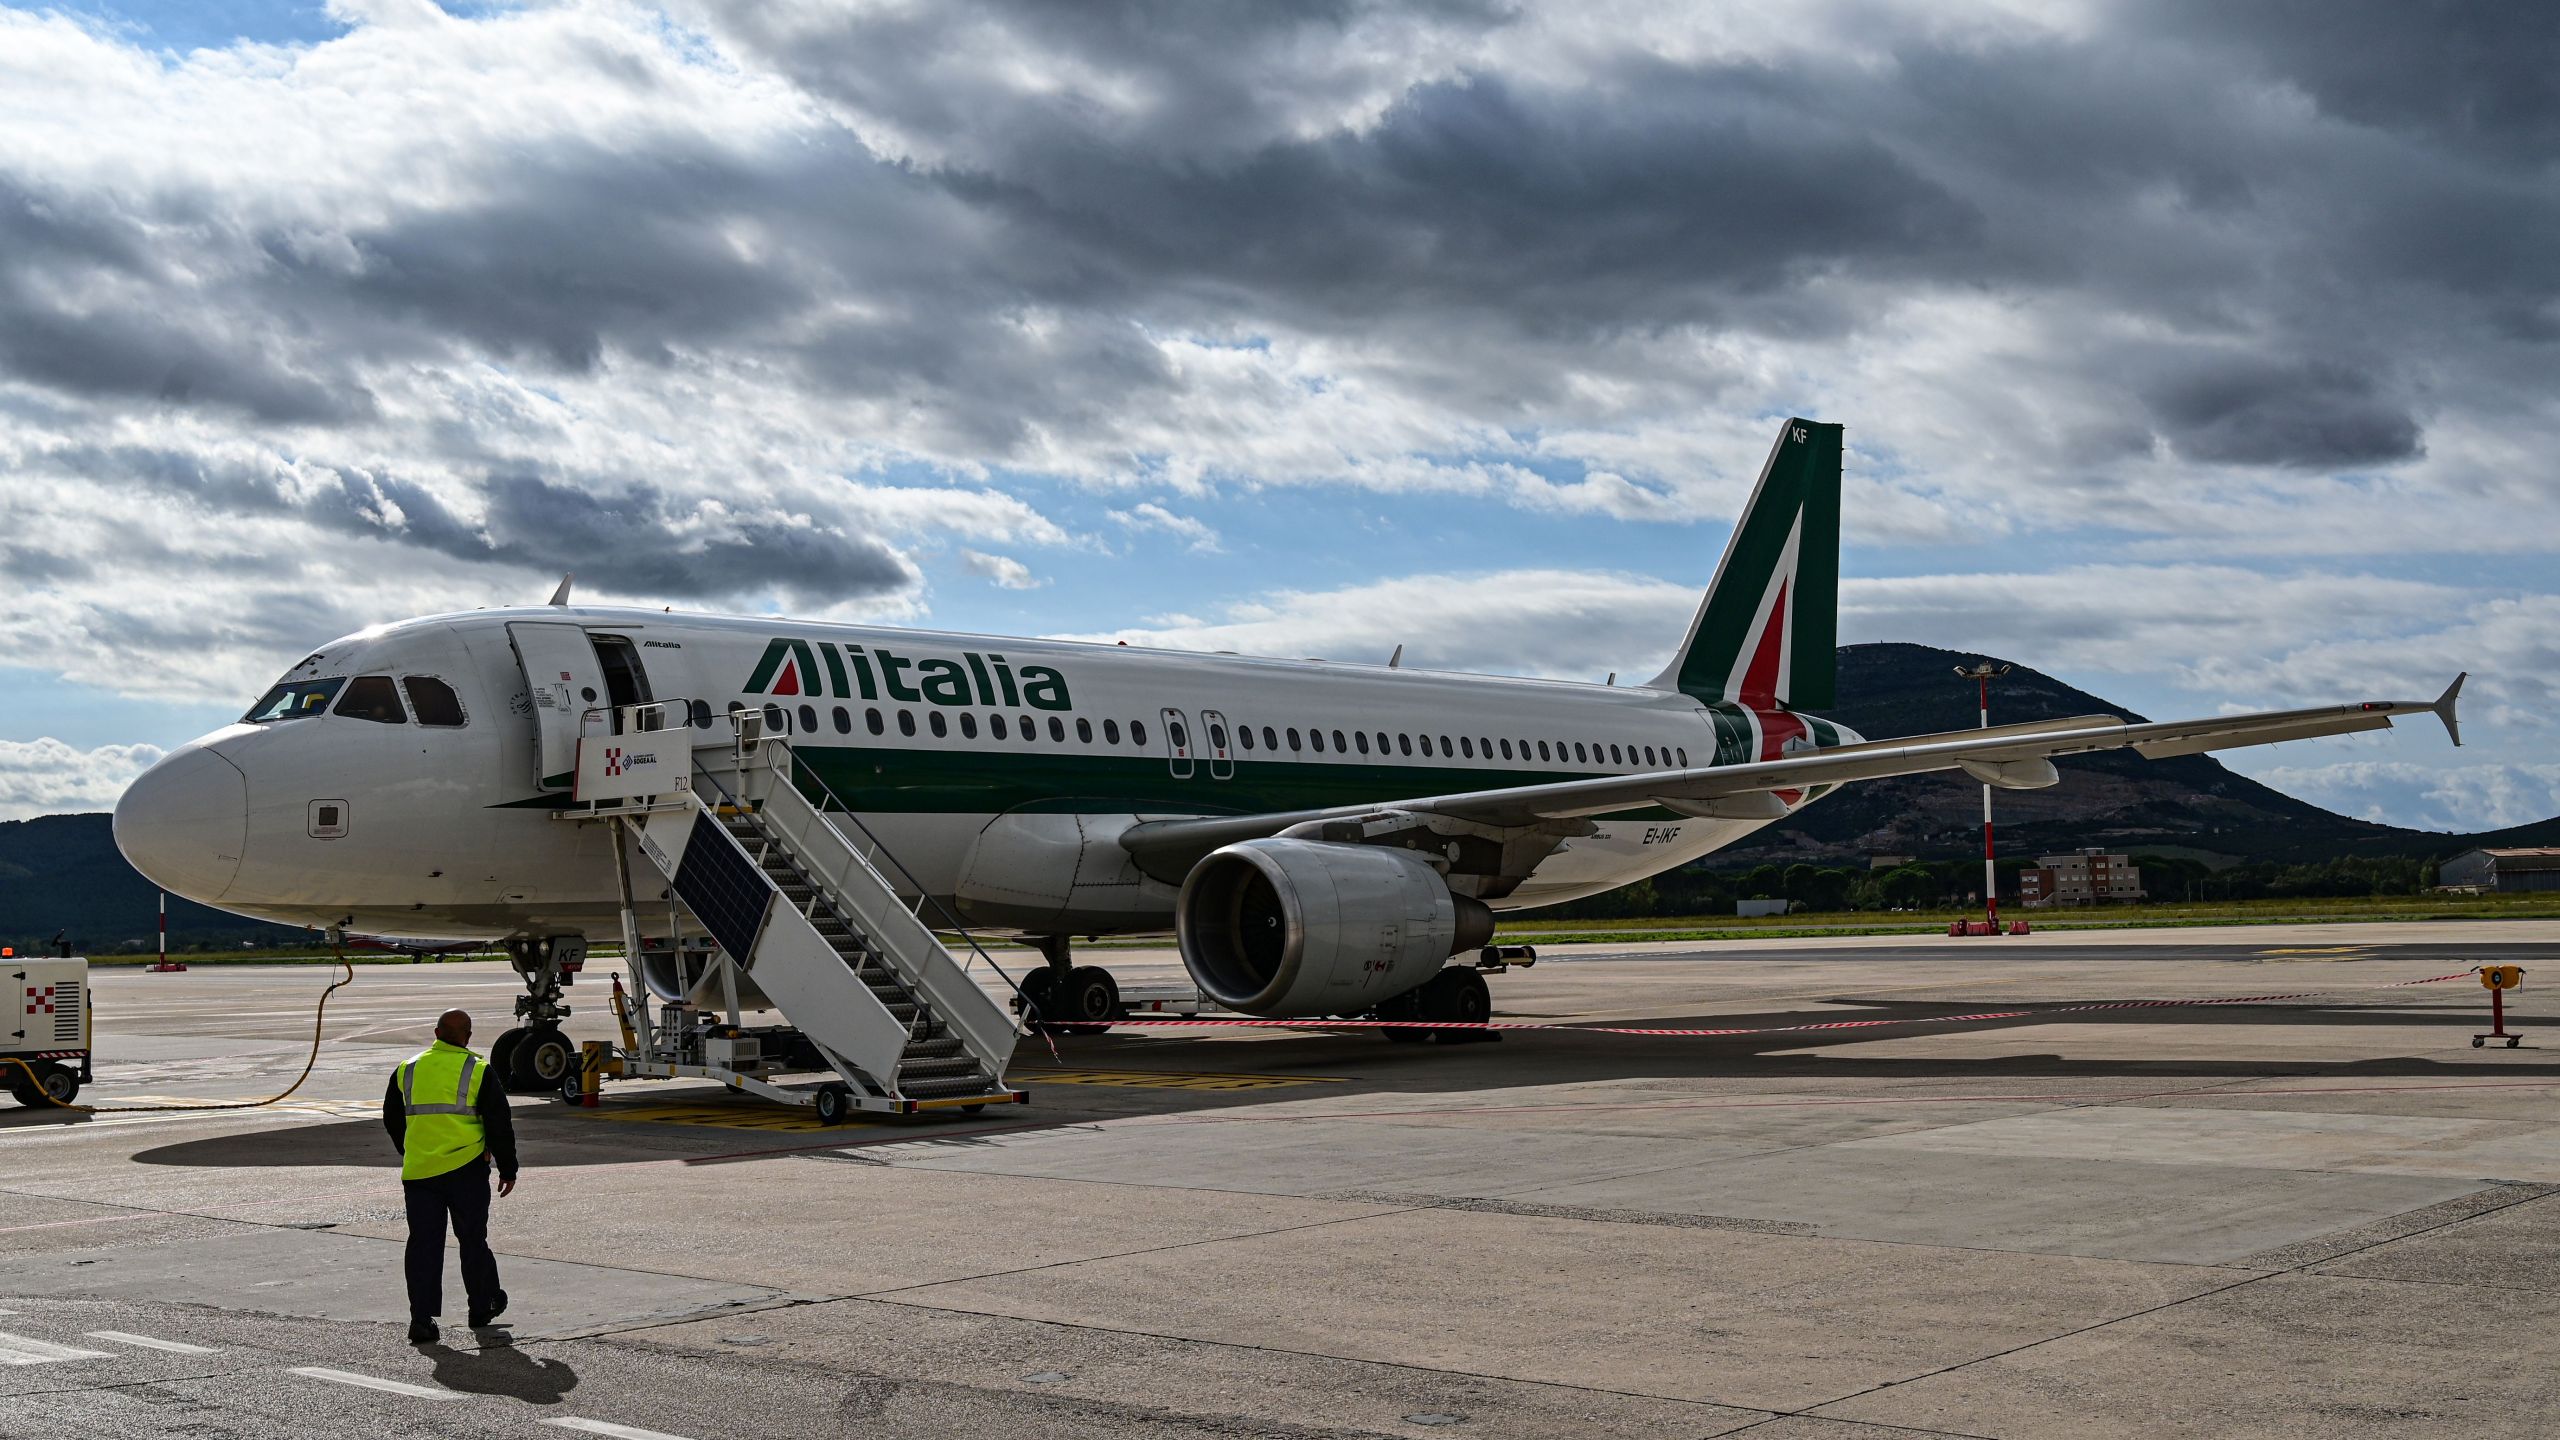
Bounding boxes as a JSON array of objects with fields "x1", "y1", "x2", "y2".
[
  {"x1": 1017, "y1": 935, "x2": 1123, "y2": 1034},
  {"x1": 491, "y1": 935, "x2": 588, "y2": 1096},
  {"x1": 1375, "y1": 966, "x2": 1498, "y2": 1044}
]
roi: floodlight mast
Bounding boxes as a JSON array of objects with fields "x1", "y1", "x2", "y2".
[{"x1": 1955, "y1": 663, "x2": 2013, "y2": 927}]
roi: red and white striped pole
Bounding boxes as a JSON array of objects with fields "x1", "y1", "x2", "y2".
[
  {"x1": 1956, "y1": 663, "x2": 2012, "y2": 930},
  {"x1": 158, "y1": 890, "x2": 166, "y2": 967}
]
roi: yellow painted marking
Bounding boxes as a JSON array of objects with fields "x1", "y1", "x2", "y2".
[{"x1": 1015, "y1": 1068, "x2": 1343, "y2": 1091}]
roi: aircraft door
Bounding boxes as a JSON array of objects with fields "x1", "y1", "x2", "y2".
[
  {"x1": 507, "y1": 621, "x2": 609, "y2": 789},
  {"x1": 1160, "y1": 707, "x2": 1194, "y2": 779},
  {"x1": 1200, "y1": 709, "x2": 1234, "y2": 780}
]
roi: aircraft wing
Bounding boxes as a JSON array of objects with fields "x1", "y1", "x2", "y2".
[{"x1": 1120, "y1": 676, "x2": 2464, "y2": 878}]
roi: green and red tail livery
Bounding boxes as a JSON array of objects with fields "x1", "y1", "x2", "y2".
[{"x1": 1648, "y1": 418, "x2": 1841, "y2": 711}]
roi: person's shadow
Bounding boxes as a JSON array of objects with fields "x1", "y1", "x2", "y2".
[{"x1": 423, "y1": 1336, "x2": 578, "y2": 1403}]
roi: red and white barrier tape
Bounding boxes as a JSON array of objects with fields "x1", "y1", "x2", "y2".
[{"x1": 1090, "y1": 970, "x2": 2483, "y2": 1041}]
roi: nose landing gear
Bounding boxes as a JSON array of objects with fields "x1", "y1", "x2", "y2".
[{"x1": 494, "y1": 935, "x2": 585, "y2": 1091}]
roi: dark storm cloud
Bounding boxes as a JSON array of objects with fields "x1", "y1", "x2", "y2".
[
  {"x1": 2136, "y1": 356, "x2": 2423, "y2": 470},
  {"x1": 48, "y1": 443, "x2": 912, "y2": 605},
  {"x1": 9, "y1": 0, "x2": 2560, "y2": 551}
]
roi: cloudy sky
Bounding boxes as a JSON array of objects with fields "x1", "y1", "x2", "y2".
[{"x1": 1, "y1": 0, "x2": 2552, "y2": 830}]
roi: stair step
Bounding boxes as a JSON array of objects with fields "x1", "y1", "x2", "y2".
[
  {"x1": 899, "y1": 1056, "x2": 978, "y2": 1079},
  {"x1": 899, "y1": 1075, "x2": 995, "y2": 1099},
  {"x1": 901, "y1": 1037, "x2": 964, "y2": 1059}
]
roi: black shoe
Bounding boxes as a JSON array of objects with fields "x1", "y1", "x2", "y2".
[
  {"x1": 468, "y1": 1291, "x2": 508, "y2": 1328},
  {"x1": 408, "y1": 1318, "x2": 437, "y2": 1345}
]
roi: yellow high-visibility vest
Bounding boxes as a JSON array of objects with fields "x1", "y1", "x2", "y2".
[{"x1": 396, "y1": 1041, "x2": 488, "y2": 1181}]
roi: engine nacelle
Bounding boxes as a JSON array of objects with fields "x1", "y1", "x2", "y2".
[{"x1": 1176, "y1": 838, "x2": 1495, "y2": 1017}]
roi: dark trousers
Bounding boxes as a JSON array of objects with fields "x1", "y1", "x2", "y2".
[{"x1": 402, "y1": 1158, "x2": 500, "y2": 1321}]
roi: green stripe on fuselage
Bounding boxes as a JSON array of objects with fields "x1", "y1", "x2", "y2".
[{"x1": 794, "y1": 742, "x2": 1691, "y2": 821}]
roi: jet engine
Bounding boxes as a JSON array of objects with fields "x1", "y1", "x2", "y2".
[{"x1": 1176, "y1": 838, "x2": 1495, "y2": 1017}]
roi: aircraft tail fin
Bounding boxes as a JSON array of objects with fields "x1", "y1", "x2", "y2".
[{"x1": 1647, "y1": 417, "x2": 1842, "y2": 710}]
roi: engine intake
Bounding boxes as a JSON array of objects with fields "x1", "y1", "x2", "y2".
[{"x1": 1176, "y1": 838, "x2": 1495, "y2": 1017}]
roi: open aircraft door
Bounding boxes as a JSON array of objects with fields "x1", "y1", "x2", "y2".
[{"x1": 507, "y1": 621, "x2": 608, "y2": 790}]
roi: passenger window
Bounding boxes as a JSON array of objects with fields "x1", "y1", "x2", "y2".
[
  {"x1": 1104, "y1": 718, "x2": 1121, "y2": 744},
  {"x1": 1261, "y1": 725, "x2": 1276, "y2": 750},
  {"x1": 1077, "y1": 717, "x2": 1094, "y2": 743},
  {"x1": 1438, "y1": 735, "x2": 1454, "y2": 756},
  {"x1": 764, "y1": 703, "x2": 786, "y2": 731},
  {"x1": 1460, "y1": 737, "x2": 1474, "y2": 758},
  {"x1": 1574, "y1": 742, "x2": 1587, "y2": 763},
  {"x1": 898, "y1": 711, "x2": 916, "y2": 736},
  {"x1": 1332, "y1": 729, "x2": 1347, "y2": 752},
  {"x1": 1609, "y1": 744, "x2": 1623, "y2": 764},
  {"x1": 690, "y1": 699, "x2": 713, "y2": 729},
  {"x1": 1354, "y1": 731, "x2": 1370, "y2": 754},
  {"x1": 1375, "y1": 732, "x2": 1390, "y2": 754},
  {"x1": 992, "y1": 713, "x2": 1009, "y2": 740},
  {"x1": 1498, "y1": 738, "x2": 1512, "y2": 760},
  {"x1": 798, "y1": 704, "x2": 818, "y2": 734},
  {"x1": 833, "y1": 706, "x2": 852, "y2": 735},
  {"x1": 401, "y1": 676, "x2": 465, "y2": 727},
  {"x1": 1537, "y1": 740, "x2": 1551, "y2": 762},
  {"x1": 1310, "y1": 729, "x2": 1325, "y2": 753},
  {"x1": 1676, "y1": 746, "x2": 1688, "y2": 767},
  {"x1": 1643, "y1": 745, "x2": 1656, "y2": 766},
  {"x1": 929, "y1": 712, "x2": 948, "y2": 737},
  {"x1": 1237, "y1": 725, "x2": 1253, "y2": 751},
  {"x1": 960, "y1": 713, "x2": 978, "y2": 739},
  {"x1": 1287, "y1": 727, "x2": 1301, "y2": 750},
  {"x1": 1210, "y1": 722, "x2": 1228, "y2": 750},
  {"x1": 867, "y1": 708, "x2": 885, "y2": 735},
  {"x1": 333, "y1": 675, "x2": 406, "y2": 724},
  {"x1": 1398, "y1": 734, "x2": 1413, "y2": 756},
  {"x1": 1133, "y1": 720, "x2": 1149, "y2": 747},
  {"x1": 1049, "y1": 717, "x2": 1066, "y2": 742}
]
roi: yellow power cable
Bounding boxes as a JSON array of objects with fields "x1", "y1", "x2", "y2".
[{"x1": 4, "y1": 950, "x2": 357, "y2": 1116}]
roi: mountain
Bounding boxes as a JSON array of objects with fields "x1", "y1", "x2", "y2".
[
  {"x1": 1710, "y1": 643, "x2": 2469, "y2": 867},
  {"x1": 0, "y1": 813, "x2": 310, "y2": 954}
]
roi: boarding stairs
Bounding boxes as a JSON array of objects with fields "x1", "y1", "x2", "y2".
[{"x1": 568, "y1": 705, "x2": 1025, "y2": 1116}]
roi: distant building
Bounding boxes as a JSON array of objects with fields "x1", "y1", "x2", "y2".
[
  {"x1": 2438, "y1": 848, "x2": 2560, "y2": 894},
  {"x1": 2019, "y1": 850, "x2": 2146, "y2": 907},
  {"x1": 1736, "y1": 899, "x2": 1793, "y2": 918},
  {"x1": 1868, "y1": 853, "x2": 1917, "y2": 871}
]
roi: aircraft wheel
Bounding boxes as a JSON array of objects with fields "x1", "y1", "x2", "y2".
[
  {"x1": 489, "y1": 1027, "x2": 528, "y2": 1081},
  {"x1": 512, "y1": 1028, "x2": 575, "y2": 1090},
  {"x1": 1374, "y1": 986, "x2": 1424, "y2": 1042},
  {"x1": 815, "y1": 1082, "x2": 854, "y2": 1126},
  {"x1": 1424, "y1": 966, "x2": 1491, "y2": 1023},
  {"x1": 1060, "y1": 966, "x2": 1121, "y2": 1033},
  {"x1": 2510, "y1": 1038, "x2": 2523, "y2": 1049},
  {"x1": 2474, "y1": 1037, "x2": 2487, "y2": 1048},
  {"x1": 1017, "y1": 965, "x2": 1062, "y2": 1027}
]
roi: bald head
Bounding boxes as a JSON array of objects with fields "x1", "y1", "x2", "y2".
[{"x1": 434, "y1": 1010, "x2": 472, "y2": 1046}]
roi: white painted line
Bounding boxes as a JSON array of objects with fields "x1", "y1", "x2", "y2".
[
  {"x1": 87, "y1": 1330, "x2": 219, "y2": 1355},
  {"x1": 289, "y1": 1366, "x2": 461, "y2": 1399},
  {"x1": 541, "y1": 1419, "x2": 699, "y2": 1440},
  {"x1": 0, "y1": 1331, "x2": 112, "y2": 1365}
]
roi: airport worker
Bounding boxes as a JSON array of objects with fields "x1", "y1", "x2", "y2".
[{"x1": 381, "y1": 1008, "x2": 517, "y2": 1344}]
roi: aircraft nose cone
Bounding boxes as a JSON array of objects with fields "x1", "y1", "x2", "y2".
[{"x1": 114, "y1": 745, "x2": 248, "y2": 903}]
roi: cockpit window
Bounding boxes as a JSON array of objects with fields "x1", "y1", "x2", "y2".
[
  {"x1": 402, "y1": 676, "x2": 466, "y2": 727},
  {"x1": 333, "y1": 674, "x2": 407, "y2": 724},
  {"x1": 242, "y1": 677, "x2": 346, "y2": 723}
]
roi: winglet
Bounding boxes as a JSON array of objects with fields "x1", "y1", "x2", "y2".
[
  {"x1": 546, "y1": 573, "x2": 574, "y2": 607},
  {"x1": 2434, "y1": 672, "x2": 2466, "y2": 747}
]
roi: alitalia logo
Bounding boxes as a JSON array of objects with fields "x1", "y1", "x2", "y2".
[{"x1": 745, "y1": 638, "x2": 1072, "y2": 711}]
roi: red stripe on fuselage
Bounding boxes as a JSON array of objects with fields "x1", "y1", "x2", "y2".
[{"x1": 1754, "y1": 706, "x2": 1807, "y2": 806}]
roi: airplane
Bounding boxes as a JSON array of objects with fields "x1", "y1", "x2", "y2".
[{"x1": 113, "y1": 417, "x2": 2465, "y2": 1060}]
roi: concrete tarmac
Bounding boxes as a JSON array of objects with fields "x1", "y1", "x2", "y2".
[{"x1": 8, "y1": 921, "x2": 2560, "y2": 1437}]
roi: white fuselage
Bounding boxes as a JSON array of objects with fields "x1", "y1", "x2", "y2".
[{"x1": 113, "y1": 605, "x2": 1860, "y2": 941}]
